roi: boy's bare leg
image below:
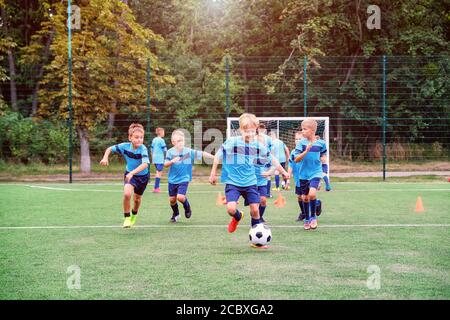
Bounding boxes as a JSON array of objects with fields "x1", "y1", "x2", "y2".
[
  {"x1": 226, "y1": 201, "x2": 243, "y2": 233},
  {"x1": 122, "y1": 184, "x2": 134, "y2": 227}
]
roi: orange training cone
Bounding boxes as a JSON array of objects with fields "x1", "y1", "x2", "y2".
[
  {"x1": 415, "y1": 196, "x2": 425, "y2": 213},
  {"x1": 274, "y1": 193, "x2": 286, "y2": 208}
]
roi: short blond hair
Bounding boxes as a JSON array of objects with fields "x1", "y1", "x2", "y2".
[
  {"x1": 301, "y1": 118, "x2": 317, "y2": 132},
  {"x1": 239, "y1": 113, "x2": 259, "y2": 129},
  {"x1": 171, "y1": 129, "x2": 185, "y2": 140},
  {"x1": 128, "y1": 123, "x2": 144, "y2": 136}
]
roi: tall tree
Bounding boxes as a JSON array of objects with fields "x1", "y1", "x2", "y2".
[{"x1": 26, "y1": 0, "x2": 169, "y2": 173}]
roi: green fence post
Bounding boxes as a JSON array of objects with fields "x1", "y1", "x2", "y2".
[
  {"x1": 382, "y1": 55, "x2": 387, "y2": 181},
  {"x1": 225, "y1": 57, "x2": 230, "y2": 119},
  {"x1": 68, "y1": 0, "x2": 73, "y2": 183},
  {"x1": 146, "y1": 58, "x2": 151, "y2": 146},
  {"x1": 304, "y1": 56, "x2": 307, "y2": 117}
]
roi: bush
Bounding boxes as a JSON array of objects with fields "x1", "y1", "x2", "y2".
[{"x1": 0, "y1": 111, "x2": 68, "y2": 164}]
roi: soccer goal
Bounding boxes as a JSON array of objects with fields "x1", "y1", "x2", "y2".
[{"x1": 226, "y1": 116, "x2": 330, "y2": 177}]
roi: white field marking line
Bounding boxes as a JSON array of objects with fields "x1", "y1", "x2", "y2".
[
  {"x1": 1, "y1": 224, "x2": 450, "y2": 230},
  {"x1": 23, "y1": 185, "x2": 450, "y2": 193}
]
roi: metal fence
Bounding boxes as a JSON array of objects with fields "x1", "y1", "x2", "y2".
[{"x1": 0, "y1": 55, "x2": 449, "y2": 180}]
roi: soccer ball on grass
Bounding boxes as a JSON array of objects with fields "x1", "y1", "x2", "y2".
[{"x1": 249, "y1": 223, "x2": 272, "y2": 247}]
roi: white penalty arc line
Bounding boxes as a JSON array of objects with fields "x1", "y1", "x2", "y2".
[
  {"x1": 1, "y1": 224, "x2": 450, "y2": 230},
  {"x1": 24, "y1": 185, "x2": 450, "y2": 193}
]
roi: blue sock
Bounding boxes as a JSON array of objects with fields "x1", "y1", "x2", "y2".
[
  {"x1": 171, "y1": 203, "x2": 179, "y2": 216},
  {"x1": 275, "y1": 175, "x2": 280, "y2": 188},
  {"x1": 298, "y1": 200, "x2": 305, "y2": 215},
  {"x1": 267, "y1": 180, "x2": 271, "y2": 193},
  {"x1": 323, "y1": 175, "x2": 330, "y2": 187},
  {"x1": 322, "y1": 164, "x2": 328, "y2": 174},
  {"x1": 304, "y1": 201, "x2": 310, "y2": 221},
  {"x1": 310, "y1": 199, "x2": 317, "y2": 219},
  {"x1": 155, "y1": 177, "x2": 161, "y2": 189},
  {"x1": 259, "y1": 205, "x2": 266, "y2": 218},
  {"x1": 251, "y1": 217, "x2": 261, "y2": 226},
  {"x1": 182, "y1": 198, "x2": 191, "y2": 211},
  {"x1": 234, "y1": 210, "x2": 242, "y2": 221}
]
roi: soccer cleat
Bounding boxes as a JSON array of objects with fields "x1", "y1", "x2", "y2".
[
  {"x1": 170, "y1": 214, "x2": 179, "y2": 223},
  {"x1": 303, "y1": 220, "x2": 311, "y2": 230},
  {"x1": 316, "y1": 200, "x2": 322, "y2": 217},
  {"x1": 123, "y1": 217, "x2": 131, "y2": 228},
  {"x1": 185, "y1": 209, "x2": 192, "y2": 219},
  {"x1": 325, "y1": 185, "x2": 332, "y2": 192},
  {"x1": 250, "y1": 243, "x2": 269, "y2": 249},
  {"x1": 130, "y1": 214, "x2": 137, "y2": 226},
  {"x1": 310, "y1": 218, "x2": 318, "y2": 229},
  {"x1": 152, "y1": 188, "x2": 161, "y2": 193},
  {"x1": 228, "y1": 211, "x2": 244, "y2": 233},
  {"x1": 271, "y1": 187, "x2": 280, "y2": 191}
]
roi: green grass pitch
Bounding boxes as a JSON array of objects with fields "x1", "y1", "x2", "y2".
[{"x1": 0, "y1": 181, "x2": 449, "y2": 299}]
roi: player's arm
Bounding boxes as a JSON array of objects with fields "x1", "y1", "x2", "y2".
[
  {"x1": 164, "y1": 156, "x2": 181, "y2": 168},
  {"x1": 261, "y1": 166, "x2": 276, "y2": 177},
  {"x1": 209, "y1": 149, "x2": 223, "y2": 185},
  {"x1": 100, "y1": 146, "x2": 113, "y2": 166},
  {"x1": 294, "y1": 143, "x2": 312, "y2": 162},
  {"x1": 125, "y1": 162, "x2": 148, "y2": 182},
  {"x1": 287, "y1": 166, "x2": 293, "y2": 178},
  {"x1": 201, "y1": 151, "x2": 215, "y2": 161},
  {"x1": 284, "y1": 146, "x2": 290, "y2": 164},
  {"x1": 129, "y1": 162, "x2": 148, "y2": 176},
  {"x1": 272, "y1": 157, "x2": 289, "y2": 179}
]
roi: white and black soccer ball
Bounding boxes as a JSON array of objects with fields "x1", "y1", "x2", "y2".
[{"x1": 249, "y1": 223, "x2": 272, "y2": 246}]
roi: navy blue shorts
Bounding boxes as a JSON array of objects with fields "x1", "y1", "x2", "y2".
[
  {"x1": 295, "y1": 186, "x2": 302, "y2": 195},
  {"x1": 124, "y1": 172, "x2": 150, "y2": 196},
  {"x1": 299, "y1": 178, "x2": 321, "y2": 196},
  {"x1": 225, "y1": 184, "x2": 260, "y2": 206},
  {"x1": 244, "y1": 185, "x2": 268, "y2": 206},
  {"x1": 168, "y1": 182, "x2": 189, "y2": 197},
  {"x1": 154, "y1": 163, "x2": 164, "y2": 172},
  {"x1": 280, "y1": 162, "x2": 286, "y2": 170}
]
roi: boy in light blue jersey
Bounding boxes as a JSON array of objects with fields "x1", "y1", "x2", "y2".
[
  {"x1": 269, "y1": 131, "x2": 290, "y2": 191},
  {"x1": 151, "y1": 127, "x2": 167, "y2": 193},
  {"x1": 100, "y1": 123, "x2": 150, "y2": 228},
  {"x1": 164, "y1": 130, "x2": 214, "y2": 222},
  {"x1": 288, "y1": 131, "x2": 322, "y2": 222},
  {"x1": 294, "y1": 119, "x2": 327, "y2": 230},
  {"x1": 209, "y1": 113, "x2": 276, "y2": 248}
]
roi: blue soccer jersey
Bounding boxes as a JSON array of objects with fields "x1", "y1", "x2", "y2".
[
  {"x1": 165, "y1": 147, "x2": 203, "y2": 184},
  {"x1": 293, "y1": 138, "x2": 327, "y2": 181},
  {"x1": 218, "y1": 136, "x2": 272, "y2": 187},
  {"x1": 288, "y1": 150, "x2": 302, "y2": 187},
  {"x1": 151, "y1": 137, "x2": 167, "y2": 164},
  {"x1": 111, "y1": 143, "x2": 150, "y2": 175},
  {"x1": 272, "y1": 139, "x2": 287, "y2": 163},
  {"x1": 255, "y1": 149, "x2": 274, "y2": 187}
]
